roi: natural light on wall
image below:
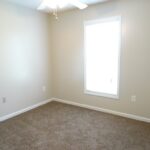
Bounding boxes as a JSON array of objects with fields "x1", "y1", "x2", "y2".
[{"x1": 84, "y1": 16, "x2": 121, "y2": 99}]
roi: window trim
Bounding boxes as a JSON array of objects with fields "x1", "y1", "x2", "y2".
[{"x1": 84, "y1": 16, "x2": 122, "y2": 100}]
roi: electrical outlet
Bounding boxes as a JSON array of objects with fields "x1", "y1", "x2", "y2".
[
  {"x1": 131, "y1": 95, "x2": 136, "y2": 102},
  {"x1": 2, "y1": 97, "x2": 6, "y2": 103},
  {"x1": 42, "y1": 86, "x2": 46, "y2": 92}
]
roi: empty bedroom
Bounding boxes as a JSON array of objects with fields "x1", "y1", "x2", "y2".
[{"x1": 0, "y1": 0, "x2": 150, "y2": 149}]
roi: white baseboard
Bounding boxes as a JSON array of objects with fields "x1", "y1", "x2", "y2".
[
  {"x1": 0, "y1": 98, "x2": 53, "y2": 122},
  {"x1": 0, "y1": 97, "x2": 149, "y2": 123},
  {"x1": 52, "y1": 98, "x2": 150, "y2": 123}
]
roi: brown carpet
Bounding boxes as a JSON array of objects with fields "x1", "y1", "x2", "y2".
[{"x1": 0, "y1": 102, "x2": 150, "y2": 150}]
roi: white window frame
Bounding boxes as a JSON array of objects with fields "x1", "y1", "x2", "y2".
[{"x1": 84, "y1": 16, "x2": 122, "y2": 100}]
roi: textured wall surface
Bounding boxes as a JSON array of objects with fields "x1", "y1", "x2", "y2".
[
  {"x1": 0, "y1": 1, "x2": 52, "y2": 117},
  {"x1": 0, "y1": 0, "x2": 150, "y2": 120},
  {"x1": 50, "y1": 0, "x2": 150, "y2": 118}
]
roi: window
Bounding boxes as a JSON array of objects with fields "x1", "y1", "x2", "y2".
[{"x1": 84, "y1": 16, "x2": 121, "y2": 99}]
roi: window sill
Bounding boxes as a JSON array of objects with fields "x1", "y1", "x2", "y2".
[{"x1": 84, "y1": 90, "x2": 119, "y2": 100}]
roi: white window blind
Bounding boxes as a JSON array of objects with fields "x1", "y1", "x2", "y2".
[{"x1": 84, "y1": 17, "x2": 121, "y2": 99}]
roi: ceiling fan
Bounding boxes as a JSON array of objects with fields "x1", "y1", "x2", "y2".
[{"x1": 37, "y1": 0, "x2": 88, "y2": 19}]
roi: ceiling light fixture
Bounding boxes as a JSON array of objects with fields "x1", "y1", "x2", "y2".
[{"x1": 38, "y1": 0, "x2": 88, "y2": 20}]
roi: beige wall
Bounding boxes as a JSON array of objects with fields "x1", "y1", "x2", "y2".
[
  {"x1": 50, "y1": 0, "x2": 150, "y2": 118},
  {"x1": 0, "y1": 0, "x2": 150, "y2": 120},
  {"x1": 0, "y1": 1, "x2": 52, "y2": 117}
]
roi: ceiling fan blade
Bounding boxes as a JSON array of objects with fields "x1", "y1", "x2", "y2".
[
  {"x1": 69, "y1": 0, "x2": 88, "y2": 9},
  {"x1": 37, "y1": 0, "x2": 48, "y2": 10}
]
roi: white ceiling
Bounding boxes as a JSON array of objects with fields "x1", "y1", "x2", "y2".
[{"x1": 5, "y1": 0, "x2": 109, "y2": 11}]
